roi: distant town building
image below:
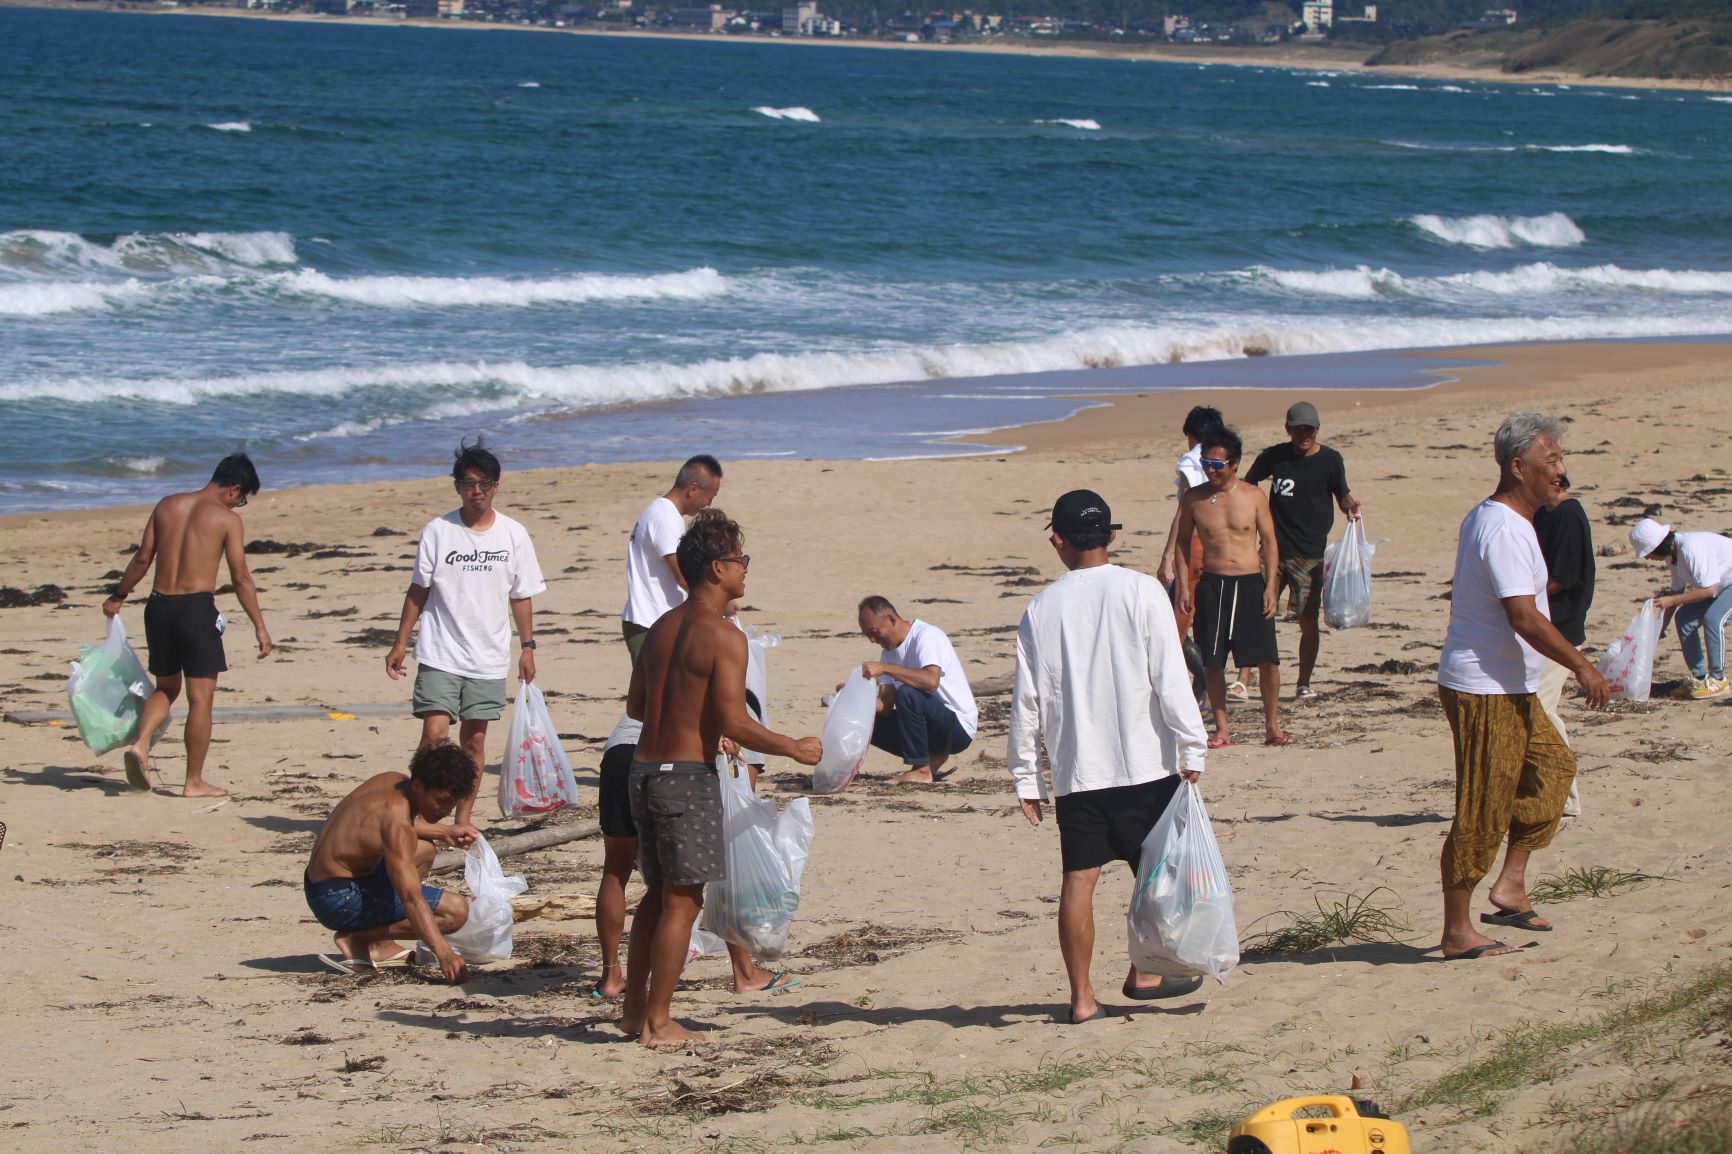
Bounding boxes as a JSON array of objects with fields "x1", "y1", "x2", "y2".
[
  {"x1": 1484, "y1": 7, "x2": 1517, "y2": 22},
  {"x1": 437, "y1": 0, "x2": 465, "y2": 15},
  {"x1": 1300, "y1": 0, "x2": 1331, "y2": 27},
  {"x1": 782, "y1": 0, "x2": 818, "y2": 33},
  {"x1": 1336, "y1": 3, "x2": 1376, "y2": 22},
  {"x1": 667, "y1": 3, "x2": 730, "y2": 29}
]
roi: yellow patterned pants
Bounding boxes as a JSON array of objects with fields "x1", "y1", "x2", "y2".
[{"x1": 1438, "y1": 686, "x2": 1577, "y2": 889}]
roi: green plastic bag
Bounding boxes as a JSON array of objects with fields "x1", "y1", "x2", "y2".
[{"x1": 67, "y1": 616, "x2": 153, "y2": 755}]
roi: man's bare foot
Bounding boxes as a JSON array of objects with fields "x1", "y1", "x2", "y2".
[
  {"x1": 1263, "y1": 730, "x2": 1293, "y2": 746},
  {"x1": 367, "y1": 941, "x2": 413, "y2": 966},
  {"x1": 122, "y1": 748, "x2": 151, "y2": 791},
  {"x1": 1485, "y1": 884, "x2": 1551, "y2": 929},
  {"x1": 639, "y1": 1019, "x2": 706, "y2": 1048},
  {"x1": 593, "y1": 965, "x2": 626, "y2": 999},
  {"x1": 332, "y1": 932, "x2": 366, "y2": 963},
  {"x1": 1207, "y1": 734, "x2": 1234, "y2": 749},
  {"x1": 616, "y1": 1015, "x2": 641, "y2": 1036},
  {"x1": 889, "y1": 765, "x2": 934, "y2": 785},
  {"x1": 735, "y1": 970, "x2": 800, "y2": 993},
  {"x1": 180, "y1": 780, "x2": 228, "y2": 799}
]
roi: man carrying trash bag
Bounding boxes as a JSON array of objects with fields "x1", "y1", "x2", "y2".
[{"x1": 1008, "y1": 489, "x2": 1212, "y2": 1025}]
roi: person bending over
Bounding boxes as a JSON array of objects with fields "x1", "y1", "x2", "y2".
[
  {"x1": 304, "y1": 742, "x2": 477, "y2": 982},
  {"x1": 857, "y1": 596, "x2": 978, "y2": 785}
]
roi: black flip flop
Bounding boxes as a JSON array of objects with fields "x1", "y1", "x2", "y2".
[
  {"x1": 1067, "y1": 1005, "x2": 1108, "y2": 1024},
  {"x1": 1444, "y1": 940, "x2": 1522, "y2": 960},
  {"x1": 1481, "y1": 908, "x2": 1552, "y2": 932},
  {"x1": 1122, "y1": 974, "x2": 1205, "y2": 1001}
]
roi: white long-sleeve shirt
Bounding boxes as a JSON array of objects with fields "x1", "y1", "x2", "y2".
[{"x1": 1008, "y1": 563, "x2": 1209, "y2": 801}]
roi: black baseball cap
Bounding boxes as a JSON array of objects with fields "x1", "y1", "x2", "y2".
[{"x1": 1047, "y1": 489, "x2": 1122, "y2": 536}]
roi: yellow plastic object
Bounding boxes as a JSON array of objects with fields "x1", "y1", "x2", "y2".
[
  {"x1": 327, "y1": 711, "x2": 357, "y2": 721},
  {"x1": 1227, "y1": 1095, "x2": 1410, "y2": 1154}
]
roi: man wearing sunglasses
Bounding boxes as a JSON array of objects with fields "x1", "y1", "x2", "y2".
[
  {"x1": 1174, "y1": 427, "x2": 1289, "y2": 747},
  {"x1": 386, "y1": 438, "x2": 545, "y2": 845}
]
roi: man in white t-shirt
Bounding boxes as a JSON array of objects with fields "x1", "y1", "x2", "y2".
[
  {"x1": 386, "y1": 440, "x2": 547, "y2": 839},
  {"x1": 857, "y1": 596, "x2": 978, "y2": 786},
  {"x1": 1629, "y1": 517, "x2": 1732, "y2": 699},
  {"x1": 1009, "y1": 489, "x2": 1210, "y2": 1023},
  {"x1": 620, "y1": 454, "x2": 723, "y2": 664},
  {"x1": 1436, "y1": 414, "x2": 1607, "y2": 963}
]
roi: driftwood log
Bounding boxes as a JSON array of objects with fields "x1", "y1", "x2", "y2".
[{"x1": 431, "y1": 820, "x2": 601, "y2": 873}]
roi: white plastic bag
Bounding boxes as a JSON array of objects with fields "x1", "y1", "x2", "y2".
[
  {"x1": 1322, "y1": 518, "x2": 1381, "y2": 630},
  {"x1": 497, "y1": 682, "x2": 579, "y2": 819},
  {"x1": 1596, "y1": 599, "x2": 1663, "y2": 702},
  {"x1": 703, "y1": 766, "x2": 815, "y2": 963},
  {"x1": 66, "y1": 616, "x2": 154, "y2": 755},
  {"x1": 442, "y1": 835, "x2": 527, "y2": 963},
  {"x1": 1127, "y1": 781, "x2": 1239, "y2": 983},
  {"x1": 685, "y1": 924, "x2": 727, "y2": 971},
  {"x1": 813, "y1": 668, "x2": 877, "y2": 793}
]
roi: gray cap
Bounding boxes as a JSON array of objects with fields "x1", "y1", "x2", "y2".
[{"x1": 1286, "y1": 401, "x2": 1320, "y2": 428}]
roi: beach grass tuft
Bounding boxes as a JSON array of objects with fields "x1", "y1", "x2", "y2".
[
  {"x1": 1239, "y1": 888, "x2": 1415, "y2": 958},
  {"x1": 1529, "y1": 864, "x2": 1666, "y2": 903}
]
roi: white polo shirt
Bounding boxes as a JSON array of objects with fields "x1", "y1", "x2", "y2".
[{"x1": 878, "y1": 619, "x2": 978, "y2": 738}]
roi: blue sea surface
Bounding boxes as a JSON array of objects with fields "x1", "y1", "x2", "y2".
[{"x1": 4, "y1": 8, "x2": 1732, "y2": 509}]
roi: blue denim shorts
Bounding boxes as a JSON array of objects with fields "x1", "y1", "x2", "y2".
[{"x1": 303, "y1": 858, "x2": 445, "y2": 933}]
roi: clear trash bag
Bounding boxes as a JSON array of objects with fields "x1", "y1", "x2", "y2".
[
  {"x1": 1127, "y1": 781, "x2": 1239, "y2": 983},
  {"x1": 66, "y1": 616, "x2": 153, "y2": 755},
  {"x1": 1322, "y1": 518, "x2": 1384, "y2": 630},
  {"x1": 1596, "y1": 598, "x2": 1663, "y2": 702},
  {"x1": 497, "y1": 682, "x2": 579, "y2": 819},
  {"x1": 702, "y1": 765, "x2": 815, "y2": 964},
  {"x1": 443, "y1": 835, "x2": 528, "y2": 963},
  {"x1": 812, "y1": 668, "x2": 877, "y2": 793}
]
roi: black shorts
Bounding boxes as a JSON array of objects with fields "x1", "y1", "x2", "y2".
[
  {"x1": 1056, "y1": 776, "x2": 1183, "y2": 874},
  {"x1": 628, "y1": 760, "x2": 726, "y2": 887},
  {"x1": 1193, "y1": 571, "x2": 1279, "y2": 668},
  {"x1": 598, "y1": 742, "x2": 637, "y2": 839},
  {"x1": 143, "y1": 591, "x2": 227, "y2": 678}
]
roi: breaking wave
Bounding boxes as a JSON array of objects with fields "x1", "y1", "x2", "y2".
[
  {"x1": 0, "y1": 229, "x2": 298, "y2": 276},
  {"x1": 753, "y1": 106, "x2": 821, "y2": 122},
  {"x1": 1035, "y1": 118, "x2": 1102, "y2": 130},
  {"x1": 1409, "y1": 212, "x2": 1585, "y2": 249},
  {"x1": 206, "y1": 121, "x2": 252, "y2": 132}
]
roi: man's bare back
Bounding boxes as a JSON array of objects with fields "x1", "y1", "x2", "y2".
[
  {"x1": 1179, "y1": 479, "x2": 1274, "y2": 576},
  {"x1": 307, "y1": 772, "x2": 416, "y2": 882},
  {"x1": 631, "y1": 600, "x2": 743, "y2": 765},
  {"x1": 145, "y1": 489, "x2": 245, "y2": 594}
]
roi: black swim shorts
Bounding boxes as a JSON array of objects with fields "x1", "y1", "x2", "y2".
[
  {"x1": 1192, "y1": 571, "x2": 1279, "y2": 669},
  {"x1": 627, "y1": 760, "x2": 726, "y2": 887},
  {"x1": 598, "y1": 741, "x2": 637, "y2": 840},
  {"x1": 1055, "y1": 776, "x2": 1183, "y2": 874},
  {"x1": 143, "y1": 591, "x2": 227, "y2": 678}
]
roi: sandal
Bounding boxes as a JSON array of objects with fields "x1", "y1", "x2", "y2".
[{"x1": 1226, "y1": 681, "x2": 1249, "y2": 702}]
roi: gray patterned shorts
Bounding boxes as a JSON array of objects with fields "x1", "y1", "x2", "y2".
[{"x1": 627, "y1": 760, "x2": 726, "y2": 887}]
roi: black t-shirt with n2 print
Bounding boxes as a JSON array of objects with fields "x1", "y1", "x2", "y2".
[{"x1": 1245, "y1": 442, "x2": 1350, "y2": 561}]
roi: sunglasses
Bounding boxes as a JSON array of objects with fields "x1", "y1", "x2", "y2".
[
  {"x1": 1200, "y1": 458, "x2": 1232, "y2": 471},
  {"x1": 456, "y1": 479, "x2": 499, "y2": 492},
  {"x1": 716, "y1": 555, "x2": 751, "y2": 569}
]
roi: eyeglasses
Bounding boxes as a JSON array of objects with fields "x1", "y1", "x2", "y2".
[
  {"x1": 715, "y1": 555, "x2": 751, "y2": 569},
  {"x1": 456, "y1": 479, "x2": 498, "y2": 492},
  {"x1": 234, "y1": 497, "x2": 248, "y2": 508},
  {"x1": 1200, "y1": 458, "x2": 1231, "y2": 471}
]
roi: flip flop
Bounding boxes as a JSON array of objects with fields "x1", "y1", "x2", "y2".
[
  {"x1": 1443, "y1": 940, "x2": 1522, "y2": 961},
  {"x1": 318, "y1": 953, "x2": 371, "y2": 976},
  {"x1": 123, "y1": 750, "x2": 150, "y2": 791},
  {"x1": 1264, "y1": 732, "x2": 1295, "y2": 746},
  {"x1": 1122, "y1": 974, "x2": 1205, "y2": 1001},
  {"x1": 1226, "y1": 681, "x2": 1249, "y2": 701},
  {"x1": 1481, "y1": 908, "x2": 1552, "y2": 932},
  {"x1": 755, "y1": 972, "x2": 801, "y2": 993},
  {"x1": 369, "y1": 947, "x2": 414, "y2": 969},
  {"x1": 1207, "y1": 735, "x2": 1235, "y2": 749},
  {"x1": 1067, "y1": 1005, "x2": 1107, "y2": 1024}
]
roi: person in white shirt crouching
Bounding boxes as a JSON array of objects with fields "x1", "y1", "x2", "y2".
[{"x1": 1008, "y1": 489, "x2": 1211, "y2": 1024}]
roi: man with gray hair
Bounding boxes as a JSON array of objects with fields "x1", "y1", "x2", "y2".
[{"x1": 1435, "y1": 413, "x2": 1607, "y2": 960}]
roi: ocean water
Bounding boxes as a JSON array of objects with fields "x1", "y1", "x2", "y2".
[{"x1": 4, "y1": 8, "x2": 1732, "y2": 510}]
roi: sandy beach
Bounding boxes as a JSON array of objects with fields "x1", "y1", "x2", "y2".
[
  {"x1": 7, "y1": 0, "x2": 1731, "y2": 93},
  {"x1": 3, "y1": 337, "x2": 1732, "y2": 1152}
]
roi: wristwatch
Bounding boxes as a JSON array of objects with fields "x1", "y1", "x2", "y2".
[{"x1": 520, "y1": 640, "x2": 536, "y2": 650}]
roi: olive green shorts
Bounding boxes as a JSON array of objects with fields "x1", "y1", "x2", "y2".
[{"x1": 411, "y1": 665, "x2": 507, "y2": 722}]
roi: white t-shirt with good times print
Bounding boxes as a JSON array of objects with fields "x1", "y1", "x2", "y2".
[{"x1": 412, "y1": 510, "x2": 546, "y2": 680}]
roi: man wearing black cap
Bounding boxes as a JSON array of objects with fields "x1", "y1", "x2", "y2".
[
  {"x1": 1244, "y1": 401, "x2": 1360, "y2": 698},
  {"x1": 1009, "y1": 489, "x2": 1211, "y2": 1024}
]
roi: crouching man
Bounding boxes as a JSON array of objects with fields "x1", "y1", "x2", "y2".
[{"x1": 303, "y1": 742, "x2": 476, "y2": 982}]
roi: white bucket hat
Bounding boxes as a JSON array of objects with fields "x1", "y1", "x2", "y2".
[{"x1": 1628, "y1": 517, "x2": 1672, "y2": 558}]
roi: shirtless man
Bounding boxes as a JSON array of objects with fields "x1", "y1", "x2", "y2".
[
  {"x1": 1174, "y1": 427, "x2": 1289, "y2": 747},
  {"x1": 620, "y1": 507, "x2": 822, "y2": 1047},
  {"x1": 102, "y1": 454, "x2": 273, "y2": 797},
  {"x1": 303, "y1": 742, "x2": 475, "y2": 981}
]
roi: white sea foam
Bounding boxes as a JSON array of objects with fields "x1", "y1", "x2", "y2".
[
  {"x1": 1307, "y1": 81, "x2": 1331, "y2": 87},
  {"x1": 0, "y1": 279, "x2": 150, "y2": 316},
  {"x1": 1232, "y1": 261, "x2": 1732, "y2": 302},
  {"x1": 1528, "y1": 143, "x2": 1634, "y2": 154},
  {"x1": 1361, "y1": 84, "x2": 1421, "y2": 91},
  {"x1": 1710, "y1": 96, "x2": 1732, "y2": 104},
  {"x1": 1035, "y1": 118, "x2": 1102, "y2": 130},
  {"x1": 274, "y1": 266, "x2": 727, "y2": 308},
  {"x1": 518, "y1": 81, "x2": 541, "y2": 88},
  {"x1": 753, "y1": 106, "x2": 821, "y2": 122},
  {"x1": 113, "y1": 456, "x2": 166, "y2": 473},
  {"x1": 0, "y1": 229, "x2": 297, "y2": 277},
  {"x1": 1410, "y1": 212, "x2": 1585, "y2": 249},
  {"x1": 207, "y1": 121, "x2": 252, "y2": 132}
]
